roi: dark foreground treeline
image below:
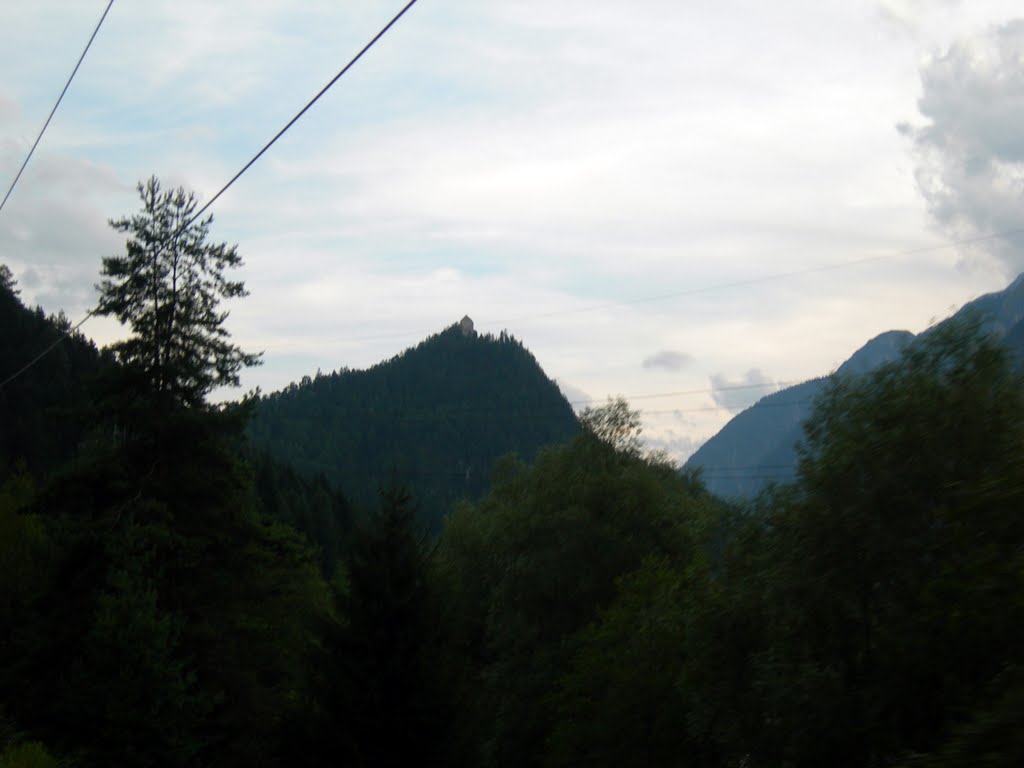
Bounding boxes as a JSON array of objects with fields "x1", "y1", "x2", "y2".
[{"x1": 2, "y1": 313, "x2": 1023, "y2": 767}]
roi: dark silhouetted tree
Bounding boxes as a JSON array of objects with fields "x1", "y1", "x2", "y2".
[{"x1": 97, "y1": 176, "x2": 260, "y2": 407}]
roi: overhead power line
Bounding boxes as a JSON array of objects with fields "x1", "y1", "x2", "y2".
[
  {"x1": 327, "y1": 226, "x2": 1024, "y2": 347},
  {"x1": 0, "y1": 0, "x2": 115, "y2": 216},
  {"x1": 0, "y1": 0, "x2": 1013, "y2": 393},
  {"x1": 0, "y1": 0, "x2": 420, "y2": 391},
  {"x1": 181, "y1": 0, "x2": 420, "y2": 232},
  {"x1": 0, "y1": 309, "x2": 96, "y2": 390},
  {"x1": 487, "y1": 229, "x2": 1024, "y2": 325},
  {"x1": 0, "y1": 220, "x2": 1000, "y2": 392}
]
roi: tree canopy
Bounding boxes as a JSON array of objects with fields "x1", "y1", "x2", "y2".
[{"x1": 5, "y1": 191, "x2": 1024, "y2": 767}]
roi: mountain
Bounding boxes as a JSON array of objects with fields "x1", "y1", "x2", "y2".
[
  {"x1": 1005, "y1": 315, "x2": 1024, "y2": 366},
  {"x1": 685, "y1": 275, "x2": 1024, "y2": 499},
  {"x1": 834, "y1": 329, "x2": 915, "y2": 377},
  {"x1": 247, "y1": 320, "x2": 579, "y2": 529}
]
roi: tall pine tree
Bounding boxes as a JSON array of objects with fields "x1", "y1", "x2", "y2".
[{"x1": 97, "y1": 176, "x2": 260, "y2": 408}]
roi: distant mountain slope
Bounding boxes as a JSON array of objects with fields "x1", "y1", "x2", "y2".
[
  {"x1": 684, "y1": 378, "x2": 822, "y2": 498},
  {"x1": 1004, "y1": 316, "x2": 1024, "y2": 366},
  {"x1": 686, "y1": 274, "x2": 1024, "y2": 499},
  {"x1": 953, "y1": 273, "x2": 1024, "y2": 336},
  {"x1": 685, "y1": 328, "x2": 915, "y2": 499},
  {"x1": 834, "y1": 330, "x2": 916, "y2": 377},
  {"x1": 248, "y1": 322, "x2": 579, "y2": 529}
]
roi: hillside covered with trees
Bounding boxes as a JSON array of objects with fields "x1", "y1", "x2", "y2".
[
  {"x1": 248, "y1": 323, "x2": 579, "y2": 529},
  {"x1": 0, "y1": 266, "x2": 112, "y2": 480},
  {"x1": 1, "y1": 178, "x2": 1022, "y2": 766}
]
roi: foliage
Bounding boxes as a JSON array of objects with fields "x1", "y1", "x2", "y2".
[
  {"x1": 0, "y1": 472, "x2": 49, "y2": 619},
  {"x1": 579, "y1": 395, "x2": 644, "y2": 456},
  {"x1": 0, "y1": 266, "x2": 17, "y2": 296},
  {"x1": 433, "y1": 405, "x2": 716, "y2": 767},
  {"x1": 546, "y1": 556, "x2": 691, "y2": 768},
  {"x1": 6, "y1": 222, "x2": 1024, "y2": 768},
  {"x1": 0, "y1": 193, "x2": 327, "y2": 766},
  {"x1": 428, "y1": 319, "x2": 1024, "y2": 768},
  {"x1": 63, "y1": 544, "x2": 204, "y2": 767},
  {"x1": 317, "y1": 486, "x2": 445, "y2": 767},
  {"x1": 96, "y1": 176, "x2": 260, "y2": 407},
  {"x1": 249, "y1": 324, "x2": 578, "y2": 528},
  {"x1": 249, "y1": 450, "x2": 353, "y2": 576},
  {"x1": 751, "y1": 318, "x2": 1024, "y2": 767},
  {"x1": 0, "y1": 742, "x2": 58, "y2": 768},
  {"x1": 0, "y1": 402, "x2": 333, "y2": 767},
  {"x1": 896, "y1": 666, "x2": 1024, "y2": 768}
]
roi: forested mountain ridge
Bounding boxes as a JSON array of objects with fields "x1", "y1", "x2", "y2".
[
  {"x1": 4, "y1": 193, "x2": 1024, "y2": 766},
  {"x1": 686, "y1": 272, "x2": 1024, "y2": 497},
  {"x1": 248, "y1": 321, "x2": 579, "y2": 528}
]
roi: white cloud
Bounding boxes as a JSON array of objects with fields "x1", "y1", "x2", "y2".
[
  {"x1": 709, "y1": 369, "x2": 779, "y2": 414},
  {"x1": 642, "y1": 429, "x2": 704, "y2": 466},
  {"x1": 876, "y1": 0, "x2": 962, "y2": 37},
  {"x1": 642, "y1": 350, "x2": 694, "y2": 372},
  {"x1": 0, "y1": 148, "x2": 128, "y2": 316},
  {"x1": 554, "y1": 379, "x2": 591, "y2": 409},
  {"x1": 903, "y1": 19, "x2": 1024, "y2": 277}
]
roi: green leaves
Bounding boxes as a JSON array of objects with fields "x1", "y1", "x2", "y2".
[
  {"x1": 547, "y1": 557, "x2": 690, "y2": 768},
  {"x1": 0, "y1": 473, "x2": 50, "y2": 621},
  {"x1": 0, "y1": 741, "x2": 58, "y2": 768},
  {"x1": 753, "y1": 317, "x2": 1024, "y2": 767},
  {"x1": 434, "y1": 420, "x2": 713, "y2": 767}
]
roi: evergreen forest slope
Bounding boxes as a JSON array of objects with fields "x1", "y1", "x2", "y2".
[
  {"x1": 248, "y1": 323, "x2": 579, "y2": 528},
  {"x1": 0, "y1": 268, "x2": 352, "y2": 576},
  {"x1": 4, "y1": 232, "x2": 1024, "y2": 767},
  {"x1": 0, "y1": 267, "x2": 111, "y2": 478}
]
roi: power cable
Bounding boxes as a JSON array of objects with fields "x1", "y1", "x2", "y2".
[
  {"x1": 0, "y1": 309, "x2": 96, "y2": 390},
  {"x1": 0, "y1": 0, "x2": 420, "y2": 391},
  {"x1": 487, "y1": 228, "x2": 1024, "y2": 325},
  {"x1": 180, "y1": 0, "x2": 420, "y2": 232},
  {"x1": 1, "y1": 0, "x2": 1011, "y2": 391},
  {"x1": 0, "y1": 0, "x2": 115, "y2": 215},
  {"x1": 332, "y1": 227, "x2": 1024, "y2": 345}
]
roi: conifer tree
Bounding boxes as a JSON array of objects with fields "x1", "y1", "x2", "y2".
[{"x1": 97, "y1": 176, "x2": 260, "y2": 407}]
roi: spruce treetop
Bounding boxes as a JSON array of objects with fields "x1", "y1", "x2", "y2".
[{"x1": 97, "y1": 176, "x2": 261, "y2": 407}]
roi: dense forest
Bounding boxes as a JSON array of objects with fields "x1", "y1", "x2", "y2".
[
  {"x1": 248, "y1": 323, "x2": 579, "y2": 531},
  {"x1": 1, "y1": 179, "x2": 1023, "y2": 766},
  {"x1": 0, "y1": 266, "x2": 113, "y2": 480}
]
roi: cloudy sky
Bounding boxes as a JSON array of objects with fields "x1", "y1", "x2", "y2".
[{"x1": 2, "y1": 0, "x2": 1023, "y2": 460}]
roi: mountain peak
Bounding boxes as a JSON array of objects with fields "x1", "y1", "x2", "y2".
[{"x1": 249, "y1": 325, "x2": 577, "y2": 528}]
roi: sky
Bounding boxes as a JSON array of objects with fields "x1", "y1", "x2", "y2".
[{"x1": 2, "y1": 0, "x2": 1023, "y2": 461}]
